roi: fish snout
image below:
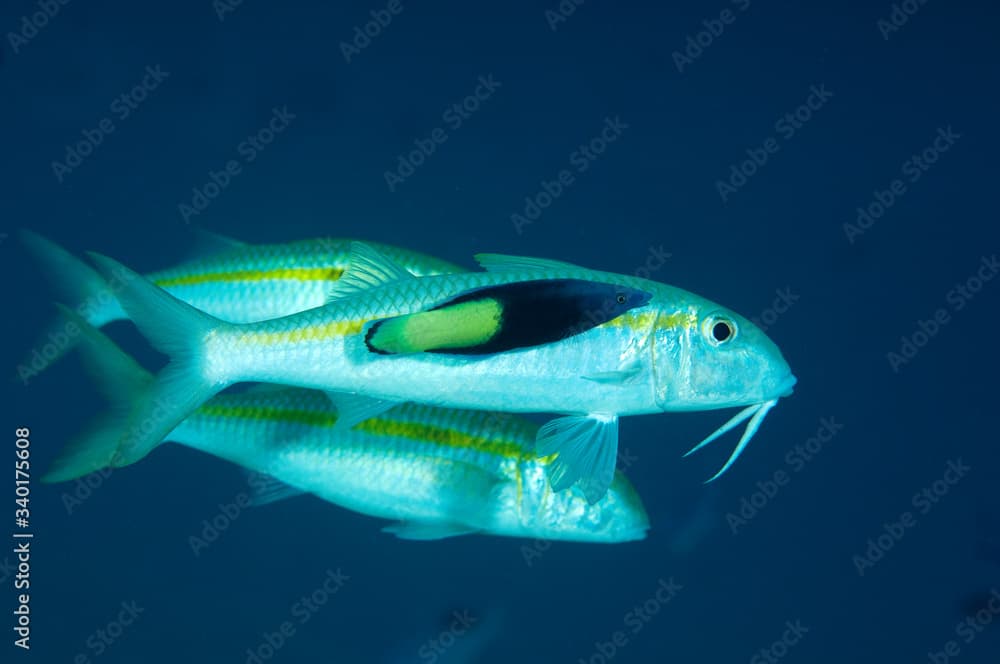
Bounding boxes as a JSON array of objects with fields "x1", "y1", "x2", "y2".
[{"x1": 773, "y1": 373, "x2": 797, "y2": 398}]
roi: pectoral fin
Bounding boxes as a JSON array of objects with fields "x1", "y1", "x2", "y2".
[
  {"x1": 583, "y1": 358, "x2": 643, "y2": 384},
  {"x1": 536, "y1": 414, "x2": 619, "y2": 504}
]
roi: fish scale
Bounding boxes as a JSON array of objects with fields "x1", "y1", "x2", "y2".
[
  {"x1": 167, "y1": 387, "x2": 648, "y2": 541},
  {"x1": 94, "y1": 246, "x2": 796, "y2": 502},
  {"x1": 39, "y1": 312, "x2": 649, "y2": 543},
  {"x1": 145, "y1": 238, "x2": 464, "y2": 324},
  {"x1": 218, "y1": 264, "x2": 672, "y2": 416}
]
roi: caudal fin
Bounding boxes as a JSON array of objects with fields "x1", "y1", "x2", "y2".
[
  {"x1": 17, "y1": 231, "x2": 128, "y2": 381},
  {"x1": 20, "y1": 230, "x2": 126, "y2": 326},
  {"x1": 41, "y1": 307, "x2": 156, "y2": 482},
  {"x1": 86, "y1": 252, "x2": 229, "y2": 467}
]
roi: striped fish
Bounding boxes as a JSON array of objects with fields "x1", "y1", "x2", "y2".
[
  {"x1": 42, "y1": 313, "x2": 648, "y2": 543},
  {"x1": 21, "y1": 229, "x2": 464, "y2": 326},
  {"x1": 90, "y1": 244, "x2": 796, "y2": 503}
]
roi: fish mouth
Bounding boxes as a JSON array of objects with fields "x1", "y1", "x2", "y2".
[{"x1": 775, "y1": 374, "x2": 798, "y2": 398}]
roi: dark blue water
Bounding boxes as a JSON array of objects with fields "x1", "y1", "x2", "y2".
[{"x1": 4, "y1": 1, "x2": 999, "y2": 662}]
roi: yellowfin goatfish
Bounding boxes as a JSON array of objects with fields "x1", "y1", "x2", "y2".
[
  {"x1": 42, "y1": 311, "x2": 649, "y2": 543},
  {"x1": 18, "y1": 230, "x2": 461, "y2": 384},
  {"x1": 20, "y1": 229, "x2": 462, "y2": 327},
  {"x1": 88, "y1": 244, "x2": 797, "y2": 503}
]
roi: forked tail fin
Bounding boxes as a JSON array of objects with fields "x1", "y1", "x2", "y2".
[
  {"x1": 17, "y1": 230, "x2": 127, "y2": 382},
  {"x1": 86, "y1": 252, "x2": 230, "y2": 467},
  {"x1": 20, "y1": 230, "x2": 126, "y2": 327},
  {"x1": 41, "y1": 307, "x2": 155, "y2": 482}
]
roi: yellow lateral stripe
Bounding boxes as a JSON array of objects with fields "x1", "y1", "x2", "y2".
[
  {"x1": 354, "y1": 418, "x2": 531, "y2": 460},
  {"x1": 197, "y1": 403, "x2": 530, "y2": 460},
  {"x1": 601, "y1": 309, "x2": 696, "y2": 331},
  {"x1": 238, "y1": 319, "x2": 369, "y2": 345},
  {"x1": 154, "y1": 267, "x2": 343, "y2": 288},
  {"x1": 600, "y1": 310, "x2": 657, "y2": 330},
  {"x1": 197, "y1": 404, "x2": 340, "y2": 427},
  {"x1": 657, "y1": 310, "x2": 698, "y2": 329}
]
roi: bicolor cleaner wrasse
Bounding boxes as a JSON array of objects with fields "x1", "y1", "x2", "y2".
[
  {"x1": 41, "y1": 311, "x2": 649, "y2": 543},
  {"x1": 87, "y1": 243, "x2": 797, "y2": 503}
]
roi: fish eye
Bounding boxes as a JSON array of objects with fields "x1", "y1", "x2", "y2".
[
  {"x1": 703, "y1": 315, "x2": 737, "y2": 346},
  {"x1": 616, "y1": 293, "x2": 627, "y2": 304}
]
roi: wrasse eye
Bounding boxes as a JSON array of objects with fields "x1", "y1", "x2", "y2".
[
  {"x1": 703, "y1": 315, "x2": 737, "y2": 346},
  {"x1": 616, "y1": 293, "x2": 627, "y2": 304}
]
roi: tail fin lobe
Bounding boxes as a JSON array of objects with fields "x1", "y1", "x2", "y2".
[
  {"x1": 41, "y1": 306, "x2": 153, "y2": 482},
  {"x1": 86, "y1": 252, "x2": 229, "y2": 467}
]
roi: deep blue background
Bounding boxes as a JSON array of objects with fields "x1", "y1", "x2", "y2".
[{"x1": 3, "y1": 0, "x2": 999, "y2": 662}]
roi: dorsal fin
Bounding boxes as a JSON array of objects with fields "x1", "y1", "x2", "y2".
[
  {"x1": 474, "y1": 253, "x2": 584, "y2": 273},
  {"x1": 326, "y1": 242, "x2": 414, "y2": 302},
  {"x1": 324, "y1": 392, "x2": 400, "y2": 429},
  {"x1": 190, "y1": 228, "x2": 249, "y2": 257}
]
